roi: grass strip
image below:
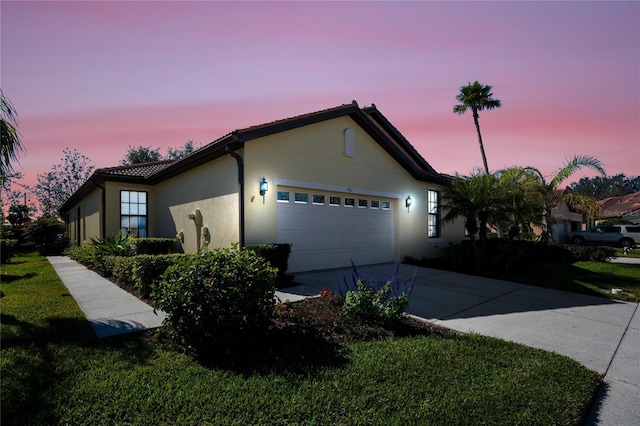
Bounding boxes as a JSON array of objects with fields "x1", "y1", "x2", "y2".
[{"x1": 511, "y1": 261, "x2": 640, "y2": 302}]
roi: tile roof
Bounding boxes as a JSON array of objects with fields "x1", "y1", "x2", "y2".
[
  {"x1": 598, "y1": 191, "x2": 640, "y2": 218},
  {"x1": 96, "y1": 160, "x2": 175, "y2": 179},
  {"x1": 61, "y1": 101, "x2": 447, "y2": 212}
]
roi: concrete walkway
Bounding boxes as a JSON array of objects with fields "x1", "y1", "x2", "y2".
[
  {"x1": 281, "y1": 263, "x2": 639, "y2": 426},
  {"x1": 48, "y1": 256, "x2": 165, "y2": 338}
]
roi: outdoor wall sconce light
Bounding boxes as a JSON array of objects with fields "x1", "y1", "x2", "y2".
[
  {"x1": 187, "y1": 212, "x2": 196, "y2": 220},
  {"x1": 176, "y1": 231, "x2": 184, "y2": 242},
  {"x1": 259, "y1": 177, "x2": 269, "y2": 203},
  {"x1": 405, "y1": 195, "x2": 412, "y2": 212}
]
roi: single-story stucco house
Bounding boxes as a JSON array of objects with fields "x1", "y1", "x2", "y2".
[
  {"x1": 549, "y1": 201, "x2": 585, "y2": 242},
  {"x1": 60, "y1": 101, "x2": 464, "y2": 272}
]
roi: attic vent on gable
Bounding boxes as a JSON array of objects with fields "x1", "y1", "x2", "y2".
[{"x1": 344, "y1": 128, "x2": 355, "y2": 157}]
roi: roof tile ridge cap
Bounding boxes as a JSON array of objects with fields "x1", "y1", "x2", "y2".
[
  {"x1": 235, "y1": 101, "x2": 360, "y2": 134},
  {"x1": 96, "y1": 159, "x2": 175, "y2": 173}
]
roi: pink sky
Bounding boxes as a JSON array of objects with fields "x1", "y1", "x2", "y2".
[{"x1": 1, "y1": 1, "x2": 638, "y2": 194}]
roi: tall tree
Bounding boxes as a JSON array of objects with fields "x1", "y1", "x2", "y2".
[
  {"x1": 120, "y1": 145, "x2": 162, "y2": 165},
  {"x1": 1, "y1": 89, "x2": 25, "y2": 185},
  {"x1": 7, "y1": 204, "x2": 31, "y2": 226},
  {"x1": 166, "y1": 140, "x2": 199, "y2": 160},
  {"x1": 527, "y1": 155, "x2": 605, "y2": 243},
  {"x1": 33, "y1": 148, "x2": 94, "y2": 216},
  {"x1": 453, "y1": 81, "x2": 502, "y2": 174}
]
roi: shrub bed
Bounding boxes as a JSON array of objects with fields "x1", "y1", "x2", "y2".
[
  {"x1": 340, "y1": 261, "x2": 415, "y2": 325},
  {"x1": 153, "y1": 246, "x2": 277, "y2": 354},
  {"x1": 564, "y1": 245, "x2": 616, "y2": 262},
  {"x1": 245, "y1": 243, "x2": 291, "y2": 285},
  {"x1": 408, "y1": 239, "x2": 579, "y2": 278},
  {"x1": 111, "y1": 253, "x2": 189, "y2": 299},
  {"x1": 130, "y1": 238, "x2": 182, "y2": 255}
]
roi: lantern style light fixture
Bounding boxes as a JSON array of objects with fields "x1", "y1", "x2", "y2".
[
  {"x1": 405, "y1": 195, "x2": 412, "y2": 212},
  {"x1": 259, "y1": 177, "x2": 269, "y2": 203}
]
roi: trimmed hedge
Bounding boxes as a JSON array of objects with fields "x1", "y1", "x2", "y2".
[
  {"x1": 112, "y1": 254, "x2": 189, "y2": 299},
  {"x1": 245, "y1": 243, "x2": 291, "y2": 283},
  {"x1": 408, "y1": 240, "x2": 619, "y2": 278},
  {"x1": 131, "y1": 238, "x2": 182, "y2": 255}
]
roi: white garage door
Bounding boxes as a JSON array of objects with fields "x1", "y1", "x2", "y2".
[{"x1": 277, "y1": 187, "x2": 395, "y2": 272}]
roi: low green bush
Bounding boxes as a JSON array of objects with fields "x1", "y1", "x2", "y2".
[
  {"x1": 245, "y1": 243, "x2": 291, "y2": 283},
  {"x1": 96, "y1": 254, "x2": 117, "y2": 277},
  {"x1": 414, "y1": 239, "x2": 578, "y2": 278},
  {"x1": 131, "y1": 238, "x2": 182, "y2": 255},
  {"x1": 564, "y1": 245, "x2": 616, "y2": 262},
  {"x1": 65, "y1": 245, "x2": 99, "y2": 268},
  {"x1": 131, "y1": 254, "x2": 189, "y2": 298},
  {"x1": 0, "y1": 239, "x2": 17, "y2": 264},
  {"x1": 341, "y1": 261, "x2": 415, "y2": 325},
  {"x1": 153, "y1": 245, "x2": 277, "y2": 354}
]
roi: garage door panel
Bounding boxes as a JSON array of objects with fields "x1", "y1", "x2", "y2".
[{"x1": 277, "y1": 187, "x2": 394, "y2": 272}]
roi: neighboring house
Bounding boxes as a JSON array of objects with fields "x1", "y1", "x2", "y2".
[
  {"x1": 549, "y1": 201, "x2": 584, "y2": 243},
  {"x1": 598, "y1": 191, "x2": 640, "y2": 224},
  {"x1": 60, "y1": 101, "x2": 464, "y2": 272}
]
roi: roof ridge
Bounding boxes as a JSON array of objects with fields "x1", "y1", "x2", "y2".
[
  {"x1": 97, "y1": 159, "x2": 175, "y2": 173},
  {"x1": 234, "y1": 101, "x2": 359, "y2": 135}
]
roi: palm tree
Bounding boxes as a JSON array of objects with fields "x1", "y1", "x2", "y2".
[
  {"x1": 494, "y1": 167, "x2": 544, "y2": 239},
  {"x1": 441, "y1": 171, "x2": 498, "y2": 259},
  {"x1": 527, "y1": 155, "x2": 606, "y2": 244},
  {"x1": 1, "y1": 89, "x2": 24, "y2": 185},
  {"x1": 453, "y1": 81, "x2": 502, "y2": 175}
]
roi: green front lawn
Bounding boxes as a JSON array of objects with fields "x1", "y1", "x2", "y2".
[
  {"x1": 510, "y1": 261, "x2": 640, "y2": 302},
  {"x1": 1, "y1": 254, "x2": 600, "y2": 425}
]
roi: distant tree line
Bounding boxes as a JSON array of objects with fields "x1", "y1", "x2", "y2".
[
  {"x1": 565, "y1": 174, "x2": 640, "y2": 199},
  {"x1": 120, "y1": 140, "x2": 200, "y2": 165}
]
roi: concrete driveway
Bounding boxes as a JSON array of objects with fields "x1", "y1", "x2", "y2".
[{"x1": 278, "y1": 262, "x2": 639, "y2": 426}]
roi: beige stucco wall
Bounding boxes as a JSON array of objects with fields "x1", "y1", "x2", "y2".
[
  {"x1": 242, "y1": 116, "x2": 464, "y2": 260},
  {"x1": 65, "y1": 115, "x2": 466, "y2": 261},
  {"x1": 102, "y1": 181, "x2": 154, "y2": 239},
  {"x1": 66, "y1": 186, "x2": 102, "y2": 245},
  {"x1": 153, "y1": 155, "x2": 240, "y2": 253}
]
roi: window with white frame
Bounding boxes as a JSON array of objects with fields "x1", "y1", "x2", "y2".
[
  {"x1": 294, "y1": 192, "x2": 309, "y2": 204},
  {"x1": 428, "y1": 189, "x2": 440, "y2": 238},
  {"x1": 120, "y1": 190, "x2": 148, "y2": 238}
]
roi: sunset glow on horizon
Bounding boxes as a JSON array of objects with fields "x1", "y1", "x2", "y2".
[{"x1": 2, "y1": 1, "x2": 638, "y2": 191}]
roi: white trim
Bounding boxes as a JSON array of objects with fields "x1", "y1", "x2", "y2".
[{"x1": 274, "y1": 177, "x2": 401, "y2": 199}]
